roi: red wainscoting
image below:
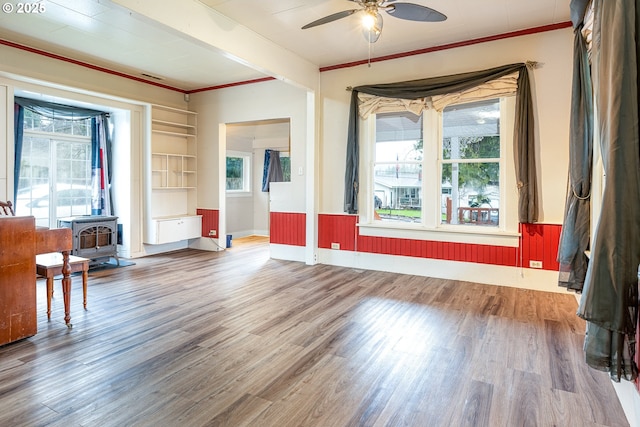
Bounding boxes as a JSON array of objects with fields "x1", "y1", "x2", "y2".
[
  {"x1": 317, "y1": 214, "x2": 358, "y2": 251},
  {"x1": 357, "y1": 235, "x2": 518, "y2": 266},
  {"x1": 520, "y1": 223, "x2": 561, "y2": 271},
  {"x1": 196, "y1": 208, "x2": 219, "y2": 238},
  {"x1": 270, "y1": 212, "x2": 306, "y2": 246},
  {"x1": 317, "y1": 214, "x2": 562, "y2": 271}
]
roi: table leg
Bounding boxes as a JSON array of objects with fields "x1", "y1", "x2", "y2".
[
  {"x1": 46, "y1": 277, "x2": 53, "y2": 320},
  {"x1": 82, "y1": 266, "x2": 88, "y2": 309},
  {"x1": 61, "y1": 250, "x2": 72, "y2": 328}
]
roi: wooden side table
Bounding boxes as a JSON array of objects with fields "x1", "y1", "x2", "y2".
[{"x1": 35, "y1": 253, "x2": 89, "y2": 321}]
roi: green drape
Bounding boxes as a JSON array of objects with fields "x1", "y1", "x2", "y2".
[
  {"x1": 558, "y1": 1, "x2": 594, "y2": 293},
  {"x1": 577, "y1": 0, "x2": 640, "y2": 382},
  {"x1": 344, "y1": 63, "x2": 538, "y2": 223}
]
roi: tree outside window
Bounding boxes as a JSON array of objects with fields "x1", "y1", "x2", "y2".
[{"x1": 226, "y1": 152, "x2": 251, "y2": 193}]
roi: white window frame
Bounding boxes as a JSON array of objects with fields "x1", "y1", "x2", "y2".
[
  {"x1": 359, "y1": 96, "x2": 520, "y2": 246},
  {"x1": 17, "y1": 123, "x2": 92, "y2": 228},
  {"x1": 225, "y1": 150, "x2": 252, "y2": 196}
]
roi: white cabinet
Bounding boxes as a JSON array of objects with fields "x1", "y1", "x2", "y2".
[
  {"x1": 145, "y1": 105, "x2": 201, "y2": 244},
  {"x1": 150, "y1": 215, "x2": 202, "y2": 245}
]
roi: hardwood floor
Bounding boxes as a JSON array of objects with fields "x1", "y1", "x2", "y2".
[{"x1": 0, "y1": 236, "x2": 630, "y2": 426}]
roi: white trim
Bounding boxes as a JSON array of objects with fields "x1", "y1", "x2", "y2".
[
  {"x1": 612, "y1": 380, "x2": 640, "y2": 427},
  {"x1": 270, "y1": 243, "x2": 306, "y2": 262},
  {"x1": 357, "y1": 222, "x2": 521, "y2": 247},
  {"x1": 225, "y1": 150, "x2": 252, "y2": 195},
  {"x1": 362, "y1": 96, "x2": 518, "y2": 237},
  {"x1": 317, "y1": 248, "x2": 565, "y2": 293}
]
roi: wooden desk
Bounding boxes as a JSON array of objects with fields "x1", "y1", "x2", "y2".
[
  {"x1": 36, "y1": 253, "x2": 89, "y2": 321},
  {"x1": 35, "y1": 227, "x2": 74, "y2": 327}
]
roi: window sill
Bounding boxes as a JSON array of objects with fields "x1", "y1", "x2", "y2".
[{"x1": 357, "y1": 222, "x2": 521, "y2": 247}]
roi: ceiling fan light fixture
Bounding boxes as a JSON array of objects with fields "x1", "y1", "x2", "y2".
[
  {"x1": 361, "y1": 11, "x2": 375, "y2": 30},
  {"x1": 362, "y1": 11, "x2": 383, "y2": 43}
]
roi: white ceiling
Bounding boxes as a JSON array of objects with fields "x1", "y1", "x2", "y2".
[{"x1": 0, "y1": 0, "x2": 570, "y2": 92}]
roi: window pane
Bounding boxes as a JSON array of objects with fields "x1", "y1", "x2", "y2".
[
  {"x1": 441, "y1": 162, "x2": 499, "y2": 226},
  {"x1": 443, "y1": 99, "x2": 500, "y2": 160},
  {"x1": 374, "y1": 111, "x2": 423, "y2": 223},
  {"x1": 280, "y1": 154, "x2": 291, "y2": 182},
  {"x1": 374, "y1": 163, "x2": 422, "y2": 223},
  {"x1": 443, "y1": 136, "x2": 500, "y2": 160},
  {"x1": 376, "y1": 111, "x2": 423, "y2": 143},
  {"x1": 226, "y1": 156, "x2": 244, "y2": 190},
  {"x1": 73, "y1": 120, "x2": 90, "y2": 136}
]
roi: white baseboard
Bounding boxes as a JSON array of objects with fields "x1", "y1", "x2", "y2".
[
  {"x1": 317, "y1": 248, "x2": 567, "y2": 294},
  {"x1": 141, "y1": 240, "x2": 189, "y2": 256},
  {"x1": 612, "y1": 377, "x2": 640, "y2": 427},
  {"x1": 270, "y1": 243, "x2": 306, "y2": 262}
]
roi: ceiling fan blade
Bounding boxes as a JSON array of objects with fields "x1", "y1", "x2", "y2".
[
  {"x1": 301, "y1": 9, "x2": 359, "y2": 29},
  {"x1": 386, "y1": 3, "x2": 447, "y2": 22}
]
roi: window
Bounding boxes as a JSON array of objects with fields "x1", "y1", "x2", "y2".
[
  {"x1": 279, "y1": 152, "x2": 291, "y2": 182},
  {"x1": 226, "y1": 151, "x2": 251, "y2": 193},
  {"x1": 373, "y1": 111, "x2": 423, "y2": 223},
  {"x1": 368, "y1": 97, "x2": 514, "y2": 234},
  {"x1": 441, "y1": 99, "x2": 501, "y2": 226},
  {"x1": 16, "y1": 109, "x2": 92, "y2": 228}
]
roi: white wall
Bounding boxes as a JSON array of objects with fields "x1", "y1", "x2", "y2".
[{"x1": 319, "y1": 28, "x2": 573, "y2": 224}]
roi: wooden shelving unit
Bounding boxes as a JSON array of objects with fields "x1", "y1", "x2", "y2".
[{"x1": 145, "y1": 105, "x2": 202, "y2": 245}]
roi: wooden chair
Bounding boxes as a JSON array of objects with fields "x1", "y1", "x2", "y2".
[{"x1": 0, "y1": 200, "x2": 15, "y2": 216}]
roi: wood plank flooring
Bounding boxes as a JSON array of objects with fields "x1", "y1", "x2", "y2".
[{"x1": 0, "y1": 236, "x2": 630, "y2": 426}]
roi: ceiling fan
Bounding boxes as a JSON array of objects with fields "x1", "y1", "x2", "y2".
[{"x1": 301, "y1": 0, "x2": 447, "y2": 43}]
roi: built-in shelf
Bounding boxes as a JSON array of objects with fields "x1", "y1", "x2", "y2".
[{"x1": 145, "y1": 104, "x2": 200, "y2": 245}]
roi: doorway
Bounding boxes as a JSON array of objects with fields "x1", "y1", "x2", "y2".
[{"x1": 224, "y1": 118, "x2": 290, "y2": 245}]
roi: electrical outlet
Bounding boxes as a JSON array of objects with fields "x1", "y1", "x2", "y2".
[
  {"x1": 331, "y1": 242, "x2": 340, "y2": 250},
  {"x1": 209, "y1": 230, "x2": 217, "y2": 237},
  {"x1": 529, "y1": 260, "x2": 543, "y2": 269}
]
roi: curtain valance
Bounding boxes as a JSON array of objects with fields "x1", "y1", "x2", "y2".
[
  {"x1": 357, "y1": 72, "x2": 519, "y2": 118},
  {"x1": 15, "y1": 96, "x2": 106, "y2": 120},
  {"x1": 357, "y1": 93, "x2": 427, "y2": 118},
  {"x1": 344, "y1": 63, "x2": 538, "y2": 224},
  {"x1": 430, "y1": 72, "x2": 519, "y2": 111}
]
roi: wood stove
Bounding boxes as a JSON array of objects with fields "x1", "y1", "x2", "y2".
[{"x1": 57, "y1": 215, "x2": 119, "y2": 267}]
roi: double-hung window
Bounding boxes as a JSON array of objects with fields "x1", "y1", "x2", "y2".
[
  {"x1": 367, "y1": 96, "x2": 517, "y2": 237},
  {"x1": 16, "y1": 109, "x2": 92, "y2": 228}
]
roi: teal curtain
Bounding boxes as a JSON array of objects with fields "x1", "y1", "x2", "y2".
[
  {"x1": 262, "y1": 149, "x2": 283, "y2": 192},
  {"x1": 91, "y1": 114, "x2": 112, "y2": 215},
  {"x1": 577, "y1": 0, "x2": 640, "y2": 382},
  {"x1": 558, "y1": 0, "x2": 594, "y2": 293},
  {"x1": 13, "y1": 104, "x2": 24, "y2": 204}
]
